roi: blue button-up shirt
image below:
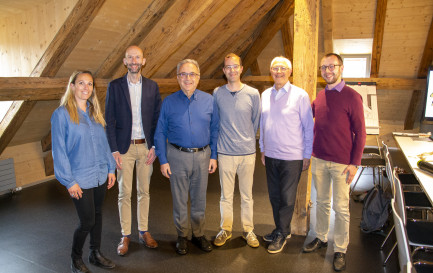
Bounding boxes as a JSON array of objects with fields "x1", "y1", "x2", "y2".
[
  {"x1": 51, "y1": 106, "x2": 116, "y2": 189},
  {"x1": 154, "y1": 89, "x2": 219, "y2": 165}
]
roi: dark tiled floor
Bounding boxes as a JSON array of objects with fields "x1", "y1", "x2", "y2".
[{"x1": 0, "y1": 149, "x2": 400, "y2": 273}]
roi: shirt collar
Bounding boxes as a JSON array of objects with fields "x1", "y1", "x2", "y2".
[
  {"x1": 127, "y1": 75, "x2": 142, "y2": 86},
  {"x1": 180, "y1": 89, "x2": 198, "y2": 101},
  {"x1": 325, "y1": 79, "x2": 345, "y2": 92},
  {"x1": 272, "y1": 80, "x2": 291, "y2": 94}
]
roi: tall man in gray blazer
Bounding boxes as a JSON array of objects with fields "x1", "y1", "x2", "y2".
[{"x1": 105, "y1": 45, "x2": 162, "y2": 256}]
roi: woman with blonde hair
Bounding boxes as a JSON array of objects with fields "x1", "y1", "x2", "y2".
[{"x1": 51, "y1": 70, "x2": 116, "y2": 273}]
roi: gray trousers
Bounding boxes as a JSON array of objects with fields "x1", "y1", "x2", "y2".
[{"x1": 167, "y1": 143, "x2": 211, "y2": 237}]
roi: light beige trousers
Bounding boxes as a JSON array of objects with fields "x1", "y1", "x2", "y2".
[
  {"x1": 218, "y1": 153, "x2": 256, "y2": 233},
  {"x1": 117, "y1": 143, "x2": 153, "y2": 235},
  {"x1": 311, "y1": 156, "x2": 351, "y2": 253}
]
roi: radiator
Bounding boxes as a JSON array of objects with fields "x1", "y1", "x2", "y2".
[{"x1": 0, "y1": 158, "x2": 16, "y2": 193}]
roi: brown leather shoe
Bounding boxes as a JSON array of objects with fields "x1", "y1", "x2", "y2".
[
  {"x1": 117, "y1": 236, "x2": 130, "y2": 256},
  {"x1": 139, "y1": 232, "x2": 158, "y2": 248}
]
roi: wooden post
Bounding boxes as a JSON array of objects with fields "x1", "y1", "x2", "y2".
[{"x1": 291, "y1": 0, "x2": 319, "y2": 235}]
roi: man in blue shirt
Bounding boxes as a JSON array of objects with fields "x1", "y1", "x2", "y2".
[{"x1": 154, "y1": 59, "x2": 219, "y2": 255}]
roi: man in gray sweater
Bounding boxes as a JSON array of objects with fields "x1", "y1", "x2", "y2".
[{"x1": 212, "y1": 53, "x2": 261, "y2": 248}]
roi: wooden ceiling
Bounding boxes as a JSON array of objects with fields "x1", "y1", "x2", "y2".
[{"x1": 0, "y1": 0, "x2": 433, "y2": 153}]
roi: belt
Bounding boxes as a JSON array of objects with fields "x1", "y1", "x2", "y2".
[
  {"x1": 170, "y1": 143, "x2": 208, "y2": 153},
  {"x1": 131, "y1": 139, "x2": 146, "y2": 144}
]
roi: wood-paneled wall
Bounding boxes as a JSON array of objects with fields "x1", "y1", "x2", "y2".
[
  {"x1": 0, "y1": 141, "x2": 54, "y2": 187},
  {"x1": 0, "y1": 0, "x2": 77, "y2": 77}
]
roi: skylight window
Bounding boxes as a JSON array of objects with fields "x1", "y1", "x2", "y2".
[
  {"x1": 0, "y1": 101, "x2": 13, "y2": 123},
  {"x1": 341, "y1": 54, "x2": 371, "y2": 78}
]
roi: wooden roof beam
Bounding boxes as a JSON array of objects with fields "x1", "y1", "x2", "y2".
[
  {"x1": 321, "y1": 0, "x2": 333, "y2": 54},
  {"x1": 405, "y1": 16, "x2": 433, "y2": 129},
  {"x1": 95, "y1": 0, "x2": 175, "y2": 78},
  {"x1": 241, "y1": 0, "x2": 295, "y2": 75},
  {"x1": 113, "y1": 0, "x2": 226, "y2": 79},
  {"x1": 370, "y1": 0, "x2": 388, "y2": 78},
  {"x1": 210, "y1": 0, "x2": 295, "y2": 79},
  {"x1": 200, "y1": 0, "x2": 280, "y2": 77},
  {"x1": 0, "y1": 76, "x2": 426, "y2": 101},
  {"x1": 291, "y1": 0, "x2": 320, "y2": 236},
  {"x1": 0, "y1": 0, "x2": 105, "y2": 155},
  {"x1": 281, "y1": 20, "x2": 293, "y2": 61},
  {"x1": 165, "y1": 0, "x2": 277, "y2": 78}
]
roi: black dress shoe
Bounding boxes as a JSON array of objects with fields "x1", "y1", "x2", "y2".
[
  {"x1": 191, "y1": 235, "x2": 213, "y2": 252},
  {"x1": 89, "y1": 250, "x2": 115, "y2": 269},
  {"x1": 333, "y1": 252, "x2": 346, "y2": 271},
  {"x1": 176, "y1": 236, "x2": 188, "y2": 255},
  {"x1": 71, "y1": 258, "x2": 91, "y2": 273},
  {"x1": 303, "y1": 237, "x2": 328, "y2": 253}
]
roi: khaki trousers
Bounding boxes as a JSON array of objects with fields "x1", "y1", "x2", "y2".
[
  {"x1": 117, "y1": 143, "x2": 153, "y2": 235},
  {"x1": 218, "y1": 153, "x2": 256, "y2": 232}
]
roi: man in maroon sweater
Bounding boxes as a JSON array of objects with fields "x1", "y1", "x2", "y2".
[{"x1": 302, "y1": 53, "x2": 366, "y2": 272}]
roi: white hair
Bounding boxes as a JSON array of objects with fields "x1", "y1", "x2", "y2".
[{"x1": 270, "y1": 56, "x2": 292, "y2": 69}]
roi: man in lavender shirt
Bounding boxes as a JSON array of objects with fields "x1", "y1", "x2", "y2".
[{"x1": 259, "y1": 56, "x2": 314, "y2": 254}]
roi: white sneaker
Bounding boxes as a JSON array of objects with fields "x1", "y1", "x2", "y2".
[
  {"x1": 242, "y1": 231, "x2": 259, "y2": 248},
  {"x1": 213, "y1": 230, "x2": 232, "y2": 246}
]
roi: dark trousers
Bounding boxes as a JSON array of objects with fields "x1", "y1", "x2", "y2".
[
  {"x1": 71, "y1": 182, "x2": 106, "y2": 259},
  {"x1": 265, "y1": 157, "x2": 303, "y2": 236}
]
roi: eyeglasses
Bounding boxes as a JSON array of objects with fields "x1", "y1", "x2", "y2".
[
  {"x1": 224, "y1": 64, "x2": 240, "y2": 70},
  {"x1": 177, "y1": 72, "x2": 200, "y2": 79},
  {"x1": 271, "y1": 66, "x2": 289, "y2": 72},
  {"x1": 319, "y1": 64, "x2": 341, "y2": 71}
]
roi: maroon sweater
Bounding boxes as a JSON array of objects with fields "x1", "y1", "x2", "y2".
[{"x1": 311, "y1": 84, "x2": 366, "y2": 166}]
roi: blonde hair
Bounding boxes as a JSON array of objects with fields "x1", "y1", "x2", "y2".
[
  {"x1": 60, "y1": 70, "x2": 105, "y2": 126},
  {"x1": 224, "y1": 53, "x2": 242, "y2": 66}
]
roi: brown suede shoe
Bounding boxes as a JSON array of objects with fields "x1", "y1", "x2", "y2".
[
  {"x1": 117, "y1": 236, "x2": 130, "y2": 256},
  {"x1": 139, "y1": 232, "x2": 158, "y2": 249}
]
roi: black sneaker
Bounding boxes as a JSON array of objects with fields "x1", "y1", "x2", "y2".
[
  {"x1": 303, "y1": 237, "x2": 328, "y2": 253},
  {"x1": 333, "y1": 252, "x2": 346, "y2": 271},
  {"x1": 263, "y1": 229, "x2": 277, "y2": 242},
  {"x1": 176, "y1": 236, "x2": 188, "y2": 255},
  {"x1": 267, "y1": 232, "x2": 287, "y2": 254}
]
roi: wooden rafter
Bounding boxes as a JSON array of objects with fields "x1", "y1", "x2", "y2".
[
  {"x1": 405, "y1": 16, "x2": 433, "y2": 129},
  {"x1": 281, "y1": 20, "x2": 293, "y2": 61},
  {"x1": 321, "y1": 0, "x2": 333, "y2": 53},
  {"x1": 370, "y1": 0, "x2": 388, "y2": 78},
  {"x1": 109, "y1": 0, "x2": 226, "y2": 79},
  {"x1": 95, "y1": 0, "x2": 175, "y2": 78},
  {"x1": 241, "y1": 0, "x2": 295, "y2": 75},
  {"x1": 250, "y1": 60, "x2": 261, "y2": 76},
  {"x1": 0, "y1": 0, "x2": 106, "y2": 155},
  {"x1": 210, "y1": 0, "x2": 295, "y2": 79},
  {"x1": 200, "y1": 0, "x2": 280, "y2": 77},
  {"x1": 165, "y1": 0, "x2": 277, "y2": 78},
  {"x1": 0, "y1": 76, "x2": 426, "y2": 101},
  {"x1": 418, "y1": 16, "x2": 433, "y2": 78}
]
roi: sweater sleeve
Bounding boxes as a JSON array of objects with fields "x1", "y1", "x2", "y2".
[{"x1": 349, "y1": 93, "x2": 366, "y2": 165}]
